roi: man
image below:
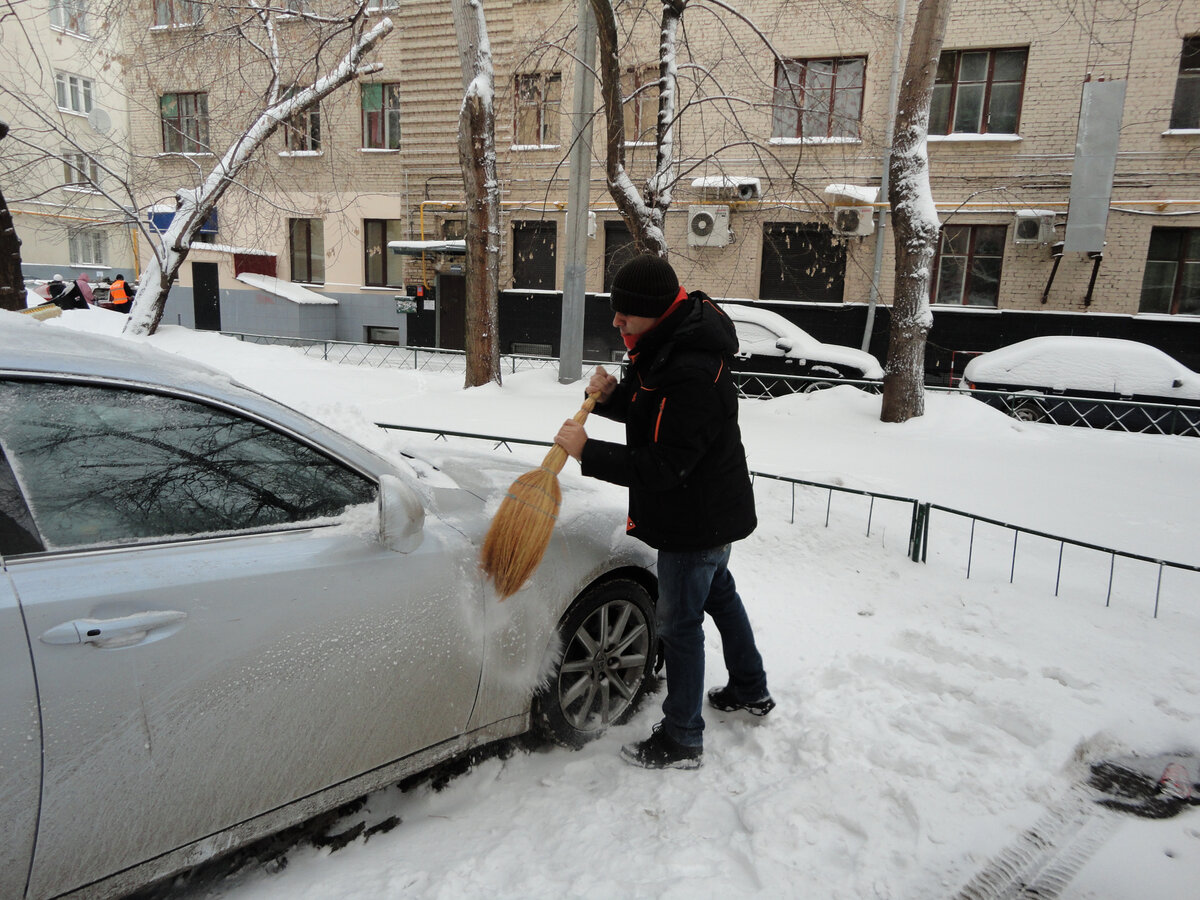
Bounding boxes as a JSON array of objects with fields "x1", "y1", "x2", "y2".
[
  {"x1": 554, "y1": 254, "x2": 773, "y2": 771},
  {"x1": 105, "y1": 273, "x2": 131, "y2": 313}
]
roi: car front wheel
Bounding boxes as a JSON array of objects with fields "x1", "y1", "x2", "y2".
[{"x1": 534, "y1": 578, "x2": 657, "y2": 748}]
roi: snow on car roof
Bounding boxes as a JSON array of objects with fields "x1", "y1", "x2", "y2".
[
  {"x1": 720, "y1": 303, "x2": 884, "y2": 378},
  {"x1": 963, "y1": 336, "x2": 1200, "y2": 399}
]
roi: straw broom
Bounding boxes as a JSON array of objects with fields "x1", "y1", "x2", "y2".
[{"x1": 480, "y1": 392, "x2": 600, "y2": 598}]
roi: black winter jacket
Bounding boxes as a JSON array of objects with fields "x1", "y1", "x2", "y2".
[{"x1": 580, "y1": 291, "x2": 756, "y2": 551}]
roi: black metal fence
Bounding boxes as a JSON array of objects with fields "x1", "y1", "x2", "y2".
[{"x1": 373, "y1": 423, "x2": 1200, "y2": 618}]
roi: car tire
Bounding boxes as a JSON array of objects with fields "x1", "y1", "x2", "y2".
[
  {"x1": 533, "y1": 578, "x2": 657, "y2": 748},
  {"x1": 1010, "y1": 399, "x2": 1049, "y2": 423},
  {"x1": 801, "y1": 380, "x2": 837, "y2": 393}
]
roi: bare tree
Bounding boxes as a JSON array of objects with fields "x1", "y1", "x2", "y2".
[
  {"x1": 0, "y1": 2, "x2": 394, "y2": 335},
  {"x1": 125, "y1": 7, "x2": 394, "y2": 335},
  {"x1": 451, "y1": 0, "x2": 502, "y2": 388},
  {"x1": 881, "y1": 0, "x2": 950, "y2": 423},
  {"x1": 589, "y1": 0, "x2": 686, "y2": 258}
]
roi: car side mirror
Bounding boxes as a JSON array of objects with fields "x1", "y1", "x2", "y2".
[
  {"x1": 775, "y1": 338, "x2": 793, "y2": 353},
  {"x1": 379, "y1": 474, "x2": 425, "y2": 553}
]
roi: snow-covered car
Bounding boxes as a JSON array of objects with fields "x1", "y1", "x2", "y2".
[
  {"x1": 0, "y1": 317, "x2": 657, "y2": 900},
  {"x1": 720, "y1": 303, "x2": 884, "y2": 397},
  {"x1": 963, "y1": 336, "x2": 1200, "y2": 435}
]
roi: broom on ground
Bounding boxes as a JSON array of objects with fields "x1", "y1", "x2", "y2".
[{"x1": 481, "y1": 392, "x2": 600, "y2": 599}]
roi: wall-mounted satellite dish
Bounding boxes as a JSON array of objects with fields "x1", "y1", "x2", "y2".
[{"x1": 87, "y1": 107, "x2": 112, "y2": 135}]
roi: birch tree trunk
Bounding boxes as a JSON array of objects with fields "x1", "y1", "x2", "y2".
[
  {"x1": 590, "y1": 0, "x2": 685, "y2": 257},
  {"x1": 0, "y1": 121, "x2": 23, "y2": 312},
  {"x1": 123, "y1": 17, "x2": 393, "y2": 336},
  {"x1": 451, "y1": 0, "x2": 502, "y2": 388},
  {"x1": 881, "y1": 0, "x2": 951, "y2": 423}
]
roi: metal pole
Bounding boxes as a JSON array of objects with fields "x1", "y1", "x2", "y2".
[
  {"x1": 861, "y1": 0, "x2": 908, "y2": 354},
  {"x1": 559, "y1": 0, "x2": 597, "y2": 384}
]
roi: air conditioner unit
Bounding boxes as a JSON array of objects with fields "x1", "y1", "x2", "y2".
[
  {"x1": 687, "y1": 205, "x2": 731, "y2": 248},
  {"x1": 833, "y1": 205, "x2": 875, "y2": 237},
  {"x1": 1013, "y1": 211, "x2": 1055, "y2": 245}
]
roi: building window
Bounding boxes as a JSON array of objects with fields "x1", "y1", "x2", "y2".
[
  {"x1": 1170, "y1": 36, "x2": 1200, "y2": 130},
  {"x1": 622, "y1": 65, "x2": 659, "y2": 144},
  {"x1": 62, "y1": 149, "x2": 99, "y2": 188},
  {"x1": 365, "y1": 0, "x2": 398, "y2": 10},
  {"x1": 282, "y1": 89, "x2": 320, "y2": 152},
  {"x1": 512, "y1": 221, "x2": 557, "y2": 290},
  {"x1": 771, "y1": 57, "x2": 866, "y2": 141},
  {"x1": 49, "y1": 0, "x2": 88, "y2": 35},
  {"x1": 160, "y1": 92, "x2": 209, "y2": 153},
  {"x1": 932, "y1": 224, "x2": 1006, "y2": 306},
  {"x1": 361, "y1": 83, "x2": 401, "y2": 149},
  {"x1": 1139, "y1": 228, "x2": 1200, "y2": 315},
  {"x1": 365, "y1": 326, "x2": 400, "y2": 345},
  {"x1": 759, "y1": 223, "x2": 846, "y2": 302},
  {"x1": 514, "y1": 72, "x2": 562, "y2": 147},
  {"x1": 154, "y1": 0, "x2": 202, "y2": 26},
  {"x1": 68, "y1": 228, "x2": 105, "y2": 266},
  {"x1": 364, "y1": 219, "x2": 404, "y2": 287},
  {"x1": 289, "y1": 218, "x2": 324, "y2": 284},
  {"x1": 54, "y1": 73, "x2": 93, "y2": 115},
  {"x1": 603, "y1": 221, "x2": 637, "y2": 292},
  {"x1": 930, "y1": 48, "x2": 1027, "y2": 135}
]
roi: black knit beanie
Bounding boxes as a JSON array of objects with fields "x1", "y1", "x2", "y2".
[{"x1": 610, "y1": 254, "x2": 680, "y2": 318}]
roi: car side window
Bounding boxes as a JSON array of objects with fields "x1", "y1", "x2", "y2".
[{"x1": 0, "y1": 380, "x2": 377, "y2": 552}]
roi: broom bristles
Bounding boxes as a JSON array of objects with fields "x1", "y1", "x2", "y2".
[
  {"x1": 480, "y1": 466, "x2": 562, "y2": 598},
  {"x1": 480, "y1": 393, "x2": 599, "y2": 599}
]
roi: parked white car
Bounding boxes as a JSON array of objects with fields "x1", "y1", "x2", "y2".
[
  {"x1": 964, "y1": 336, "x2": 1200, "y2": 434},
  {"x1": 0, "y1": 315, "x2": 657, "y2": 900},
  {"x1": 720, "y1": 303, "x2": 884, "y2": 395}
]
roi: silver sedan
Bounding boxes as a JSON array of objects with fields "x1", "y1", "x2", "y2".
[{"x1": 0, "y1": 317, "x2": 657, "y2": 900}]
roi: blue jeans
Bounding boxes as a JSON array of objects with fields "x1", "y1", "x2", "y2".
[{"x1": 656, "y1": 544, "x2": 768, "y2": 748}]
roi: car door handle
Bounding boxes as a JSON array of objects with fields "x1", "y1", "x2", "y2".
[{"x1": 41, "y1": 610, "x2": 188, "y2": 647}]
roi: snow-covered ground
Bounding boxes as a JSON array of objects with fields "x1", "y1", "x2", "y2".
[{"x1": 39, "y1": 309, "x2": 1200, "y2": 898}]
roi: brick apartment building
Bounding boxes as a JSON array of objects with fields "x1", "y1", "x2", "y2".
[{"x1": 4, "y1": 1, "x2": 1198, "y2": 376}]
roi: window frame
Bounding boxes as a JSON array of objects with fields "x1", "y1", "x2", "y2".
[
  {"x1": 67, "y1": 228, "x2": 106, "y2": 266},
  {"x1": 1139, "y1": 227, "x2": 1200, "y2": 316},
  {"x1": 771, "y1": 56, "x2": 867, "y2": 142},
  {"x1": 363, "y1": 218, "x2": 404, "y2": 288},
  {"x1": 281, "y1": 88, "x2": 321, "y2": 153},
  {"x1": 514, "y1": 71, "x2": 562, "y2": 148},
  {"x1": 929, "y1": 47, "x2": 1028, "y2": 136},
  {"x1": 62, "y1": 149, "x2": 100, "y2": 189},
  {"x1": 621, "y1": 65, "x2": 660, "y2": 145},
  {"x1": 361, "y1": 82, "x2": 402, "y2": 150},
  {"x1": 159, "y1": 91, "x2": 210, "y2": 154},
  {"x1": 289, "y1": 217, "x2": 325, "y2": 285},
  {"x1": 54, "y1": 72, "x2": 94, "y2": 115},
  {"x1": 49, "y1": 0, "x2": 88, "y2": 36},
  {"x1": 1169, "y1": 36, "x2": 1200, "y2": 131},
  {"x1": 930, "y1": 223, "x2": 1007, "y2": 307},
  {"x1": 153, "y1": 0, "x2": 203, "y2": 27}
]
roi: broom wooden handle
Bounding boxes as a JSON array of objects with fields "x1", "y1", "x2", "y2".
[{"x1": 540, "y1": 392, "x2": 600, "y2": 474}]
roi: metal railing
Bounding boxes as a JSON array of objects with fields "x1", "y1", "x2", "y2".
[
  {"x1": 374, "y1": 422, "x2": 1199, "y2": 617},
  {"x1": 222, "y1": 332, "x2": 597, "y2": 376}
]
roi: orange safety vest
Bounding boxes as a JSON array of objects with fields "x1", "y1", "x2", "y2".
[{"x1": 109, "y1": 279, "x2": 129, "y2": 304}]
